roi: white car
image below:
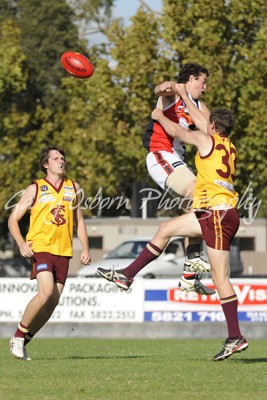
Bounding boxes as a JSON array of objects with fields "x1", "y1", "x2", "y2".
[{"x1": 76, "y1": 237, "x2": 185, "y2": 278}]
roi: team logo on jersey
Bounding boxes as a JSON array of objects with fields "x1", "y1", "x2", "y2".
[
  {"x1": 50, "y1": 205, "x2": 66, "y2": 226},
  {"x1": 40, "y1": 185, "x2": 48, "y2": 191}
]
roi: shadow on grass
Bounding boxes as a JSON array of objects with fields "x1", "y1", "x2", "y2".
[
  {"x1": 34, "y1": 355, "x2": 148, "y2": 361},
  {"x1": 231, "y1": 358, "x2": 267, "y2": 363}
]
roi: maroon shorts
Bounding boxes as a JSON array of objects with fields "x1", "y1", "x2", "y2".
[
  {"x1": 30, "y1": 252, "x2": 70, "y2": 285},
  {"x1": 195, "y1": 208, "x2": 240, "y2": 251}
]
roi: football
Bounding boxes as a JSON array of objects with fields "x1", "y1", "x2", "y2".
[{"x1": 60, "y1": 51, "x2": 94, "y2": 78}]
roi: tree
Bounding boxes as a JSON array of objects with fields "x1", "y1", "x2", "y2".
[
  {"x1": 0, "y1": 0, "x2": 118, "y2": 247},
  {"x1": 0, "y1": 18, "x2": 30, "y2": 249},
  {"x1": 50, "y1": 7, "x2": 168, "y2": 217},
  {"x1": 158, "y1": 0, "x2": 267, "y2": 216},
  {"x1": 0, "y1": 0, "x2": 266, "y2": 224}
]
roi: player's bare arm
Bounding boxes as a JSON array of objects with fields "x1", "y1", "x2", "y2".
[
  {"x1": 74, "y1": 182, "x2": 91, "y2": 265},
  {"x1": 8, "y1": 184, "x2": 36, "y2": 257},
  {"x1": 175, "y1": 83, "x2": 210, "y2": 133},
  {"x1": 151, "y1": 107, "x2": 212, "y2": 155}
]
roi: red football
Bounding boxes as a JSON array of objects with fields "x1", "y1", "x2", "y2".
[{"x1": 60, "y1": 51, "x2": 94, "y2": 78}]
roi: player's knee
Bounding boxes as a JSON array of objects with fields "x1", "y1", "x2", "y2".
[
  {"x1": 39, "y1": 288, "x2": 55, "y2": 304},
  {"x1": 157, "y1": 221, "x2": 173, "y2": 239},
  {"x1": 211, "y1": 270, "x2": 228, "y2": 287}
]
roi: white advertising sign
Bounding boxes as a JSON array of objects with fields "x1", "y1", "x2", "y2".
[{"x1": 0, "y1": 278, "x2": 144, "y2": 323}]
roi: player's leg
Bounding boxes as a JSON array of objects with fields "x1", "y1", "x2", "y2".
[
  {"x1": 166, "y1": 168, "x2": 210, "y2": 269},
  {"x1": 25, "y1": 282, "x2": 64, "y2": 340},
  {"x1": 98, "y1": 213, "x2": 199, "y2": 289},
  {"x1": 98, "y1": 213, "x2": 215, "y2": 294},
  {"x1": 147, "y1": 152, "x2": 210, "y2": 271},
  {"x1": 10, "y1": 270, "x2": 55, "y2": 360},
  {"x1": 165, "y1": 168, "x2": 212, "y2": 295},
  {"x1": 24, "y1": 255, "x2": 69, "y2": 348},
  {"x1": 208, "y1": 246, "x2": 248, "y2": 361},
  {"x1": 196, "y1": 208, "x2": 248, "y2": 361}
]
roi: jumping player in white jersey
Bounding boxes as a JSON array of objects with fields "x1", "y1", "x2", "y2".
[{"x1": 142, "y1": 63, "x2": 214, "y2": 295}]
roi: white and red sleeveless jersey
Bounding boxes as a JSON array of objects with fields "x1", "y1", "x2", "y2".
[{"x1": 142, "y1": 94, "x2": 201, "y2": 156}]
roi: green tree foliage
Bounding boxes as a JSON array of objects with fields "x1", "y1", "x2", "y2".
[
  {"x1": 9, "y1": 0, "x2": 88, "y2": 109},
  {"x1": 0, "y1": 19, "x2": 30, "y2": 207},
  {"x1": 0, "y1": 0, "x2": 118, "y2": 248},
  {"x1": 0, "y1": 0, "x2": 266, "y2": 228},
  {"x1": 159, "y1": 0, "x2": 267, "y2": 216},
  {"x1": 50, "y1": 9, "x2": 170, "y2": 216},
  {"x1": 0, "y1": 18, "x2": 30, "y2": 248}
]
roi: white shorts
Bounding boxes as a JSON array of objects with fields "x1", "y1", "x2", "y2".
[{"x1": 146, "y1": 151, "x2": 196, "y2": 196}]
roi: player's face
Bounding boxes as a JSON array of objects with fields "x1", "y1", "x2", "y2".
[
  {"x1": 186, "y1": 73, "x2": 207, "y2": 99},
  {"x1": 45, "y1": 150, "x2": 65, "y2": 175}
]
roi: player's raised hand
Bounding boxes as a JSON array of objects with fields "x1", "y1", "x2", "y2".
[{"x1": 155, "y1": 81, "x2": 176, "y2": 96}]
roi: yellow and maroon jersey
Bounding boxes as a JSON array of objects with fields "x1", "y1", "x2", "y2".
[
  {"x1": 193, "y1": 134, "x2": 239, "y2": 209},
  {"x1": 142, "y1": 95, "x2": 201, "y2": 154},
  {"x1": 26, "y1": 178, "x2": 77, "y2": 256}
]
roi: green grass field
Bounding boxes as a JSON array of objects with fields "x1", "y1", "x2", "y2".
[{"x1": 0, "y1": 338, "x2": 266, "y2": 400}]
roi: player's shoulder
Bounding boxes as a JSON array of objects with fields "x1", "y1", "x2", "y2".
[
  {"x1": 72, "y1": 181, "x2": 81, "y2": 192},
  {"x1": 20, "y1": 182, "x2": 37, "y2": 200}
]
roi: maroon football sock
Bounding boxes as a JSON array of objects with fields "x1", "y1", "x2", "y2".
[
  {"x1": 220, "y1": 295, "x2": 241, "y2": 338},
  {"x1": 122, "y1": 242, "x2": 163, "y2": 278},
  {"x1": 14, "y1": 322, "x2": 29, "y2": 339}
]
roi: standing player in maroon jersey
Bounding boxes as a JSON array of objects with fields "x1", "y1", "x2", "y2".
[{"x1": 8, "y1": 145, "x2": 91, "y2": 360}]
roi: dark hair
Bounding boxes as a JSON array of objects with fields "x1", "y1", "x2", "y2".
[
  {"x1": 177, "y1": 63, "x2": 209, "y2": 83},
  {"x1": 209, "y1": 109, "x2": 234, "y2": 136},
  {"x1": 40, "y1": 145, "x2": 65, "y2": 173}
]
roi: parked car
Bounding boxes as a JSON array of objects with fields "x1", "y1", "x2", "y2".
[
  {"x1": 77, "y1": 237, "x2": 185, "y2": 278},
  {"x1": 76, "y1": 236, "x2": 244, "y2": 278}
]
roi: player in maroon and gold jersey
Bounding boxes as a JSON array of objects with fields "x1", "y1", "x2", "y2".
[
  {"x1": 8, "y1": 146, "x2": 91, "y2": 360},
  {"x1": 148, "y1": 107, "x2": 248, "y2": 361}
]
